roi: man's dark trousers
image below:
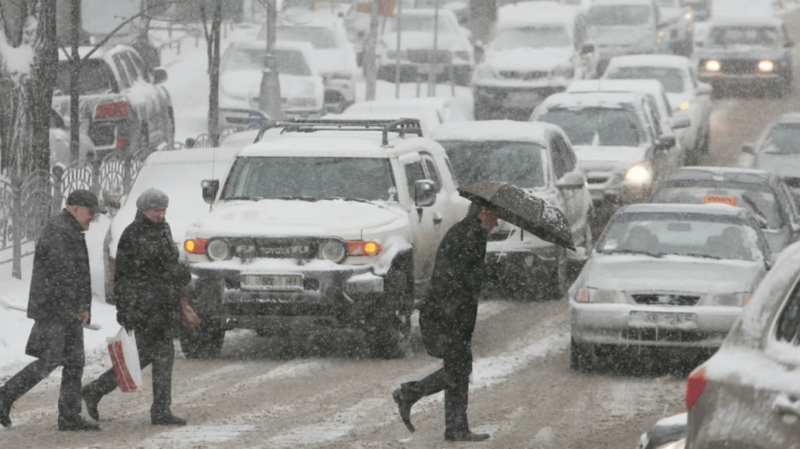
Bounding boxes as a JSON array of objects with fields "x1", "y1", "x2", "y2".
[
  {"x1": 398, "y1": 339, "x2": 473, "y2": 433},
  {"x1": 0, "y1": 322, "x2": 84, "y2": 420},
  {"x1": 82, "y1": 329, "x2": 175, "y2": 414}
]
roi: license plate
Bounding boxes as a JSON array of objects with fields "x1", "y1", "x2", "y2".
[
  {"x1": 240, "y1": 274, "x2": 303, "y2": 291},
  {"x1": 629, "y1": 311, "x2": 697, "y2": 330},
  {"x1": 504, "y1": 91, "x2": 541, "y2": 108}
]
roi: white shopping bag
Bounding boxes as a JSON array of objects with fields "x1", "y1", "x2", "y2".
[{"x1": 107, "y1": 327, "x2": 142, "y2": 392}]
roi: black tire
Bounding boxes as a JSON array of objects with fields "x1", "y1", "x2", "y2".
[
  {"x1": 180, "y1": 324, "x2": 225, "y2": 359},
  {"x1": 569, "y1": 338, "x2": 595, "y2": 372},
  {"x1": 365, "y1": 270, "x2": 412, "y2": 359}
]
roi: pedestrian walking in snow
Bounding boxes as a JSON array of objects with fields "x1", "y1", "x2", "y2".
[
  {"x1": 82, "y1": 189, "x2": 190, "y2": 426},
  {"x1": 0, "y1": 190, "x2": 104, "y2": 431},
  {"x1": 391, "y1": 201, "x2": 500, "y2": 442}
]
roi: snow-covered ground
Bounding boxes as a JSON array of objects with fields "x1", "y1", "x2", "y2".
[{"x1": 0, "y1": 0, "x2": 790, "y2": 381}]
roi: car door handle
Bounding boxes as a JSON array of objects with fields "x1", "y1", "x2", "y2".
[
  {"x1": 772, "y1": 393, "x2": 800, "y2": 418},
  {"x1": 433, "y1": 213, "x2": 443, "y2": 225}
]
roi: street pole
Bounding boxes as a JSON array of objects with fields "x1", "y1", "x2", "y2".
[
  {"x1": 364, "y1": 0, "x2": 380, "y2": 101},
  {"x1": 259, "y1": 0, "x2": 282, "y2": 120},
  {"x1": 427, "y1": 0, "x2": 439, "y2": 97},
  {"x1": 69, "y1": 0, "x2": 81, "y2": 162},
  {"x1": 394, "y1": 0, "x2": 402, "y2": 99}
]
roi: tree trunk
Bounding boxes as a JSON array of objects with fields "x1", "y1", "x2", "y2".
[
  {"x1": 204, "y1": 0, "x2": 223, "y2": 147},
  {"x1": 0, "y1": 0, "x2": 58, "y2": 177}
]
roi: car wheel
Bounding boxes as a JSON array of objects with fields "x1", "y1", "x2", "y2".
[
  {"x1": 569, "y1": 338, "x2": 595, "y2": 372},
  {"x1": 365, "y1": 270, "x2": 411, "y2": 359},
  {"x1": 180, "y1": 324, "x2": 225, "y2": 359}
]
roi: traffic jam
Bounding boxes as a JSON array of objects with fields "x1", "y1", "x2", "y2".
[{"x1": 6, "y1": 0, "x2": 800, "y2": 447}]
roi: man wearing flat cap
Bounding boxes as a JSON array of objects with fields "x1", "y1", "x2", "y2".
[
  {"x1": 0, "y1": 189, "x2": 104, "y2": 431},
  {"x1": 82, "y1": 188, "x2": 191, "y2": 426}
]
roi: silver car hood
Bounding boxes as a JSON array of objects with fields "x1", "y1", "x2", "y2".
[{"x1": 582, "y1": 254, "x2": 763, "y2": 293}]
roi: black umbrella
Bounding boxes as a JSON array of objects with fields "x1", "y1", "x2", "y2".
[{"x1": 458, "y1": 180, "x2": 576, "y2": 251}]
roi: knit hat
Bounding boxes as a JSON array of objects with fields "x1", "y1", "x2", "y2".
[
  {"x1": 67, "y1": 189, "x2": 106, "y2": 214},
  {"x1": 136, "y1": 188, "x2": 169, "y2": 211}
]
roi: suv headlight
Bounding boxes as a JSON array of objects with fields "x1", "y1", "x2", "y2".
[
  {"x1": 206, "y1": 238, "x2": 231, "y2": 261},
  {"x1": 319, "y1": 239, "x2": 347, "y2": 263},
  {"x1": 624, "y1": 161, "x2": 652, "y2": 185},
  {"x1": 575, "y1": 287, "x2": 627, "y2": 303},
  {"x1": 552, "y1": 65, "x2": 574, "y2": 79},
  {"x1": 474, "y1": 64, "x2": 497, "y2": 80},
  {"x1": 705, "y1": 292, "x2": 752, "y2": 307}
]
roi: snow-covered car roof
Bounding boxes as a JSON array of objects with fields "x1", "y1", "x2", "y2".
[
  {"x1": 606, "y1": 54, "x2": 692, "y2": 70},
  {"x1": 659, "y1": 166, "x2": 776, "y2": 185},
  {"x1": 237, "y1": 131, "x2": 444, "y2": 159},
  {"x1": 393, "y1": 7, "x2": 459, "y2": 20},
  {"x1": 709, "y1": 14, "x2": 784, "y2": 28},
  {"x1": 589, "y1": 0, "x2": 655, "y2": 6},
  {"x1": 430, "y1": 120, "x2": 561, "y2": 145},
  {"x1": 538, "y1": 91, "x2": 646, "y2": 110},
  {"x1": 567, "y1": 79, "x2": 666, "y2": 97},
  {"x1": 497, "y1": 2, "x2": 582, "y2": 27},
  {"x1": 620, "y1": 202, "x2": 754, "y2": 219}
]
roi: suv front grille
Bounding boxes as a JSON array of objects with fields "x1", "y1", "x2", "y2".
[
  {"x1": 632, "y1": 294, "x2": 700, "y2": 306},
  {"x1": 718, "y1": 59, "x2": 759, "y2": 75},
  {"x1": 499, "y1": 70, "x2": 548, "y2": 81},
  {"x1": 587, "y1": 176, "x2": 609, "y2": 185}
]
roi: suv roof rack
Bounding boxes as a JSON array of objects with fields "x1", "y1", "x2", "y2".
[{"x1": 254, "y1": 118, "x2": 423, "y2": 146}]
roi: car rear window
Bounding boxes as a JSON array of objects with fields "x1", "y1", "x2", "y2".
[
  {"x1": 762, "y1": 124, "x2": 800, "y2": 154},
  {"x1": 536, "y1": 107, "x2": 646, "y2": 147},
  {"x1": 438, "y1": 140, "x2": 547, "y2": 189},
  {"x1": 227, "y1": 48, "x2": 312, "y2": 76},
  {"x1": 589, "y1": 5, "x2": 651, "y2": 27},
  {"x1": 277, "y1": 26, "x2": 338, "y2": 50},
  {"x1": 490, "y1": 26, "x2": 572, "y2": 50},
  {"x1": 55, "y1": 59, "x2": 117, "y2": 95},
  {"x1": 604, "y1": 67, "x2": 685, "y2": 93}
]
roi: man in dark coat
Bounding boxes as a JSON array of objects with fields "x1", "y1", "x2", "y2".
[
  {"x1": 391, "y1": 202, "x2": 500, "y2": 442},
  {"x1": 0, "y1": 190, "x2": 104, "y2": 431},
  {"x1": 81, "y1": 189, "x2": 190, "y2": 426}
]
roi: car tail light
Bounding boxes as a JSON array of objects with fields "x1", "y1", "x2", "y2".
[
  {"x1": 347, "y1": 241, "x2": 382, "y2": 256},
  {"x1": 116, "y1": 137, "x2": 126, "y2": 148},
  {"x1": 95, "y1": 101, "x2": 130, "y2": 119},
  {"x1": 184, "y1": 239, "x2": 207, "y2": 254},
  {"x1": 685, "y1": 366, "x2": 707, "y2": 410}
]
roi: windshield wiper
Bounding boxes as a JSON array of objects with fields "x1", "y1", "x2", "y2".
[
  {"x1": 321, "y1": 196, "x2": 383, "y2": 207},
  {"x1": 272, "y1": 196, "x2": 318, "y2": 202},
  {"x1": 602, "y1": 249, "x2": 664, "y2": 258},
  {"x1": 740, "y1": 192, "x2": 771, "y2": 228},
  {"x1": 672, "y1": 252, "x2": 723, "y2": 260}
]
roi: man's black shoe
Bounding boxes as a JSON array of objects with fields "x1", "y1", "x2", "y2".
[
  {"x1": 82, "y1": 388, "x2": 101, "y2": 421},
  {"x1": 0, "y1": 394, "x2": 11, "y2": 428},
  {"x1": 444, "y1": 431, "x2": 491, "y2": 442},
  {"x1": 391, "y1": 388, "x2": 415, "y2": 433},
  {"x1": 151, "y1": 413, "x2": 187, "y2": 426},
  {"x1": 57, "y1": 415, "x2": 101, "y2": 431}
]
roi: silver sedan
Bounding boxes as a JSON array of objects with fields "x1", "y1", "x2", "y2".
[{"x1": 569, "y1": 203, "x2": 772, "y2": 371}]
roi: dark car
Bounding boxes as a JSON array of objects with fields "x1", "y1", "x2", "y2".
[
  {"x1": 697, "y1": 15, "x2": 794, "y2": 97},
  {"x1": 743, "y1": 113, "x2": 800, "y2": 202},
  {"x1": 52, "y1": 45, "x2": 175, "y2": 159},
  {"x1": 650, "y1": 167, "x2": 800, "y2": 255}
]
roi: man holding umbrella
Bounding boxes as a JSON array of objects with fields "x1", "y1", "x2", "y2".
[{"x1": 391, "y1": 180, "x2": 574, "y2": 442}]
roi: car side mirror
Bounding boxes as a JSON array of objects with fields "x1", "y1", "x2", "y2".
[
  {"x1": 414, "y1": 179, "x2": 437, "y2": 207},
  {"x1": 656, "y1": 135, "x2": 676, "y2": 150},
  {"x1": 742, "y1": 143, "x2": 755, "y2": 154},
  {"x1": 670, "y1": 116, "x2": 691, "y2": 129},
  {"x1": 556, "y1": 171, "x2": 586, "y2": 190},
  {"x1": 202, "y1": 179, "x2": 219, "y2": 204},
  {"x1": 697, "y1": 83, "x2": 712, "y2": 96},
  {"x1": 153, "y1": 67, "x2": 168, "y2": 84},
  {"x1": 580, "y1": 43, "x2": 595, "y2": 55}
]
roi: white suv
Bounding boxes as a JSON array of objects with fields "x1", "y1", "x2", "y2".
[{"x1": 181, "y1": 119, "x2": 462, "y2": 359}]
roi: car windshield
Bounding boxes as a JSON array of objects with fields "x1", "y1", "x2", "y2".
[
  {"x1": 438, "y1": 140, "x2": 547, "y2": 188},
  {"x1": 490, "y1": 26, "x2": 572, "y2": 50},
  {"x1": 653, "y1": 0, "x2": 679, "y2": 6},
  {"x1": 709, "y1": 26, "x2": 780, "y2": 47},
  {"x1": 762, "y1": 124, "x2": 800, "y2": 154},
  {"x1": 277, "y1": 26, "x2": 338, "y2": 50},
  {"x1": 536, "y1": 107, "x2": 646, "y2": 146},
  {"x1": 651, "y1": 182, "x2": 783, "y2": 229},
  {"x1": 597, "y1": 213, "x2": 764, "y2": 261},
  {"x1": 221, "y1": 157, "x2": 397, "y2": 202},
  {"x1": 589, "y1": 5, "x2": 651, "y2": 27},
  {"x1": 226, "y1": 48, "x2": 312, "y2": 76},
  {"x1": 55, "y1": 59, "x2": 116, "y2": 95},
  {"x1": 604, "y1": 67, "x2": 685, "y2": 93},
  {"x1": 385, "y1": 15, "x2": 455, "y2": 34}
]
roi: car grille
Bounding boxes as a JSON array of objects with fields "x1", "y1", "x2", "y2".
[
  {"x1": 499, "y1": 70, "x2": 548, "y2": 81},
  {"x1": 587, "y1": 176, "x2": 609, "y2": 185},
  {"x1": 631, "y1": 294, "x2": 700, "y2": 306},
  {"x1": 221, "y1": 237, "x2": 321, "y2": 259},
  {"x1": 717, "y1": 59, "x2": 759, "y2": 75}
]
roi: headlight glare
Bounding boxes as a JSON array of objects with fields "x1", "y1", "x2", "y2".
[
  {"x1": 319, "y1": 240, "x2": 347, "y2": 263},
  {"x1": 624, "y1": 162, "x2": 652, "y2": 184},
  {"x1": 758, "y1": 60, "x2": 775, "y2": 73},
  {"x1": 677, "y1": 101, "x2": 691, "y2": 112},
  {"x1": 206, "y1": 239, "x2": 231, "y2": 261},
  {"x1": 704, "y1": 59, "x2": 721, "y2": 72}
]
